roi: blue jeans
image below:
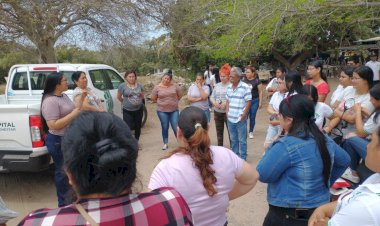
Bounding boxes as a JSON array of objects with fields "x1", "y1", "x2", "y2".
[
  {"x1": 248, "y1": 98, "x2": 260, "y2": 132},
  {"x1": 227, "y1": 119, "x2": 247, "y2": 160},
  {"x1": 45, "y1": 133, "x2": 70, "y2": 207},
  {"x1": 157, "y1": 110, "x2": 179, "y2": 144},
  {"x1": 342, "y1": 136, "x2": 369, "y2": 171},
  {"x1": 203, "y1": 109, "x2": 211, "y2": 122}
]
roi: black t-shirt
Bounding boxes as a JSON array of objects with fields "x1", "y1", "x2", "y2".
[{"x1": 242, "y1": 77, "x2": 261, "y2": 98}]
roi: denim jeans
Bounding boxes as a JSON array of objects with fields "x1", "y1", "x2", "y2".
[
  {"x1": 157, "y1": 110, "x2": 179, "y2": 144},
  {"x1": 45, "y1": 133, "x2": 70, "y2": 207},
  {"x1": 227, "y1": 118, "x2": 247, "y2": 160},
  {"x1": 342, "y1": 136, "x2": 369, "y2": 171},
  {"x1": 248, "y1": 97, "x2": 260, "y2": 133},
  {"x1": 203, "y1": 109, "x2": 211, "y2": 122}
]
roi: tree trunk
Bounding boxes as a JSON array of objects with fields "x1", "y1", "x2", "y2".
[
  {"x1": 36, "y1": 38, "x2": 57, "y2": 63},
  {"x1": 271, "y1": 48, "x2": 312, "y2": 71}
]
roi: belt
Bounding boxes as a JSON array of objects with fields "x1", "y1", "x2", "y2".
[{"x1": 269, "y1": 204, "x2": 315, "y2": 220}]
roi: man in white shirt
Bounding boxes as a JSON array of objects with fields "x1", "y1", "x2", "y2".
[{"x1": 365, "y1": 52, "x2": 380, "y2": 85}]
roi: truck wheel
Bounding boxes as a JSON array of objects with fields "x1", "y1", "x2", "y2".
[{"x1": 141, "y1": 104, "x2": 148, "y2": 128}]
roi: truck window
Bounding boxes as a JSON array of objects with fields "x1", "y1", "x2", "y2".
[
  {"x1": 104, "y1": 69, "x2": 123, "y2": 89},
  {"x1": 11, "y1": 71, "x2": 75, "y2": 90},
  {"x1": 11, "y1": 72, "x2": 29, "y2": 90},
  {"x1": 89, "y1": 70, "x2": 107, "y2": 90}
]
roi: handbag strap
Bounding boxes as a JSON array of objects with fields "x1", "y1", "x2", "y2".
[{"x1": 75, "y1": 203, "x2": 99, "y2": 226}]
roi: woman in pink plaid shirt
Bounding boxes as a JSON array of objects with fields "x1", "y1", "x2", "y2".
[{"x1": 19, "y1": 112, "x2": 192, "y2": 226}]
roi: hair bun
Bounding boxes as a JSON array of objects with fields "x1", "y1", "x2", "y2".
[{"x1": 95, "y1": 138, "x2": 119, "y2": 156}]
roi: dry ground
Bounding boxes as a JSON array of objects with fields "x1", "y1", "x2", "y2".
[{"x1": 0, "y1": 77, "x2": 339, "y2": 226}]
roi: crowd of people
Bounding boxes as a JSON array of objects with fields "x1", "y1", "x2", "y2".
[{"x1": 3, "y1": 53, "x2": 379, "y2": 225}]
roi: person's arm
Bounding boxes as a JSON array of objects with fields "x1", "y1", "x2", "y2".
[
  {"x1": 267, "y1": 104, "x2": 277, "y2": 115},
  {"x1": 228, "y1": 162, "x2": 259, "y2": 200},
  {"x1": 258, "y1": 83, "x2": 264, "y2": 108},
  {"x1": 308, "y1": 201, "x2": 337, "y2": 226},
  {"x1": 241, "y1": 100, "x2": 251, "y2": 121},
  {"x1": 318, "y1": 94, "x2": 327, "y2": 103},
  {"x1": 176, "y1": 84, "x2": 183, "y2": 100},
  {"x1": 256, "y1": 141, "x2": 291, "y2": 182},
  {"x1": 46, "y1": 108, "x2": 81, "y2": 130},
  {"x1": 80, "y1": 96, "x2": 102, "y2": 112},
  {"x1": 266, "y1": 78, "x2": 274, "y2": 92},
  {"x1": 198, "y1": 84, "x2": 209, "y2": 100},
  {"x1": 187, "y1": 86, "x2": 202, "y2": 103},
  {"x1": 226, "y1": 100, "x2": 229, "y2": 117},
  {"x1": 353, "y1": 104, "x2": 366, "y2": 137},
  {"x1": 150, "y1": 86, "x2": 158, "y2": 103},
  {"x1": 117, "y1": 90, "x2": 123, "y2": 103},
  {"x1": 323, "y1": 116, "x2": 341, "y2": 133}
]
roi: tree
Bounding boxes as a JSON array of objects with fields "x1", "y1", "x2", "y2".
[
  {"x1": 165, "y1": 0, "x2": 380, "y2": 70},
  {"x1": 0, "y1": 0, "x2": 160, "y2": 63}
]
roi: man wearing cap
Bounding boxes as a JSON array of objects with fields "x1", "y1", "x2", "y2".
[
  {"x1": 365, "y1": 52, "x2": 380, "y2": 85},
  {"x1": 226, "y1": 66, "x2": 252, "y2": 160}
]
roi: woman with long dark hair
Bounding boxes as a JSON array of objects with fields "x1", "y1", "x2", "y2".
[
  {"x1": 20, "y1": 112, "x2": 193, "y2": 225},
  {"x1": 257, "y1": 94, "x2": 350, "y2": 226},
  {"x1": 149, "y1": 106, "x2": 258, "y2": 226},
  {"x1": 305, "y1": 60, "x2": 329, "y2": 102},
  {"x1": 285, "y1": 71, "x2": 304, "y2": 97},
  {"x1": 40, "y1": 72, "x2": 85, "y2": 207}
]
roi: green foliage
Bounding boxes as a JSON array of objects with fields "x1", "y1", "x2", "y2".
[{"x1": 56, "y1": 45, "x2": 102, "y2": 64}]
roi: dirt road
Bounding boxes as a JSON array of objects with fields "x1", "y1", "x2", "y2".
[{"x1": 1, "y1": 78, "x2": 339, "y2": 226}]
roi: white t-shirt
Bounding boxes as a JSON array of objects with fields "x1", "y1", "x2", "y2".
[
  {"x1": 364, "y1": 112, "x2": 380, "y2": 135},
  {"x1": 340, "y1": 91, "x2": 375, "y2": 137},
  {"x1": 204, "y1": 70, "x2": 215, "y2": 86},
  {"x1": 365, "y1": 60, "x2": 380, "y2": 81},
  {"x1": 330, "y1": 85, "x2": 344, "y2": 106},
  {"x1": 149, "y1": 146, "x2": 243, "y2": 226},
  {"x1": 328, "y1": 173, "x2": 380, "y2": 226},
  {"x1": 315, "y1": 102, "x2": 333, "y2": 130},
  {"x1": 266, "y1": 77, "x2": 279, "y2": 92},
  {"x1": 330, "y1": 86, "x2": 355, "y2": 106},
  {"x1": 269, "y1": 91, "x2": 286, "y2": 112}
]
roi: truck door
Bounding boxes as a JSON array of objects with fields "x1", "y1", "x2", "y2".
[{"x1": 87, "y1": 69, "x2": 124, "y2": 119}]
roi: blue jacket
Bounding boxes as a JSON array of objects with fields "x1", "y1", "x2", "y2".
[{"x1": 257, "y1": 135, "x2": 350, "y2": 208}]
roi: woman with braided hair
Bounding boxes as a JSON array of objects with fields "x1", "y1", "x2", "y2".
[{"x1": 149, "y1": 106, "x2": 258, "y2": 226}]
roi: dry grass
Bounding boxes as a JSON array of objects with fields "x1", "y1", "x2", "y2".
[{"x1": 0, "y1": 84, "x2": 5, "y2": 95}]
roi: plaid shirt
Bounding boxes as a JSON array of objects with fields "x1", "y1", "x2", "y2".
[
  {"x1": 19, "y1": 187, "x2": 193, "y2": 226},
  {"x1": 226, "y1": 81, "x2": 252, "y2": 123}
]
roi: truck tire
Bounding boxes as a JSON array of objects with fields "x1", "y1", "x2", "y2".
[{"x1": 141, "y1": 104, "x2": 148, "y2": 128}]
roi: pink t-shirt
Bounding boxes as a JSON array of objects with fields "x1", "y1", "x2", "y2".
[
  {"x1": 151, "y1": 83, "x2": 181, "y2": 112},
  {"x1": 305, "y1": 79, "x2": 329, "y2": 94},
  {"x1": 41, "y1": 94, "x2": 75, "y2": 136},
  {"x1": 148, "y1": 146, "x2": 243, "y2": 226}
]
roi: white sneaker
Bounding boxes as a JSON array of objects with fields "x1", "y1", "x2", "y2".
[
  {"x1": 162, "y1": 144, "x2": 168, "y2": 150},
  {"x1": 341, "y1": 168, "x2": 360, "y2": 183},
  {"x1": 249, "y1": 132, "x2": 254, "y2": 139}
]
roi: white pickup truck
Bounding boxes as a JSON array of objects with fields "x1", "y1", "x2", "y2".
[{"x1": 0, "y1": 64, "x2": 125, "y2": 172}]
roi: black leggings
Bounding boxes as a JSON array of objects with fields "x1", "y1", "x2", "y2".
[
  {"x1": 263, "y1": 205, "x2": 315, "y2": 226},
  {"x1": 123, "y1": 106, "x2": 143, "y2": 140}
]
